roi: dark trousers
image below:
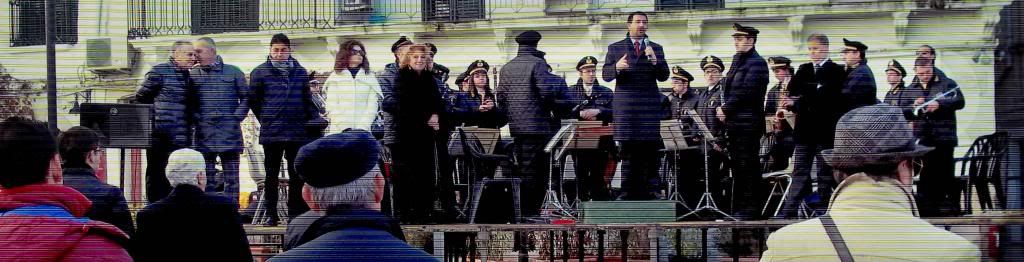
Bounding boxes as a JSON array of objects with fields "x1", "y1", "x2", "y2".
[
  {"x1": 203, "y1": 151, "x2": 241, "y2": 207},
  {"x1": 671, "y1": 148, "x2": 714, "y2": 207},
  {"x1": 572, "y1": 150, "x2": 611, "y2": 201},
  {"x1": 778, "y1": 142, "x2": 835, "y2": 218},
  {"x1": 262, "y1": 142, "x2": 310, "y2": 222},
  {"x1": 917, "y1": 145, "x2": 958, "y2": 217},
  {"x1": 145, "y1": 132, "x2": 181, "y2": 203},
  {"x1": 620, "y1": 140, "x2": 662, "y2": 200},
  {"x1": 513, "y1": 135, "x2": 551, "y2": 217},
  {"x1": 391, "y1": 135, "x2": 446, "y2": 224},
  {"x1": 726, "y1": 133, "x2": 762, "y2": 217}
]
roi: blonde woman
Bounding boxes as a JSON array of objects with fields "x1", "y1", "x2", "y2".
[
  {"x1": 322, "y1": 40, "x2": 381, "y2": 134},
  {"x1": 382, "y1": 44, "x2": 445, "y2": 224}
]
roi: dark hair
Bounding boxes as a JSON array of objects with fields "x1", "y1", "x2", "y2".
[
  {"x1": 806, "y1": 33, "x2": 829, "y2": 46},
  {"x1": 270, "y1": 33, "x2": 291, "y2": 47},
  {"x1": 58, "y1": 126, "x2": 103, "y2": 167},
  {"x1": 335, "y1": 40, "x2": 371, "y2": 74},
  {"x1": 627, "y1": 11, "x2": 648, "y2": 23},
  {"x1": 919, "y1": 45, "x2": 936, "y2": 57},
  {"x1": 425, "y1": 43, "x2": 438, "y2": 57},
  {"x1": 914, "y1": 56, "x2": 934, "y2": 68},
  {"x1": 467, "y1": 71, "x2": 493, "y2": 99},
  {"x1": 0, "y1": 117, "x2": 56, "y2": 188}
]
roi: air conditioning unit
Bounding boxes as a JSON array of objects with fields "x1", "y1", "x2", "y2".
[{"x1": 86, "y1": 38, "x2": 131, "y2": 72}]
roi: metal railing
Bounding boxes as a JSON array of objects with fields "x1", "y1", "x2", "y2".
[
  {"x1": 245, "y1": 213, "x2": 1024, "y2": 261},
  {"x1": 126, "y1": 0, "x2": 731, "y2": 40},
  {"x1": 9, "y1": 0, "x2": 78, "y2": 47}
]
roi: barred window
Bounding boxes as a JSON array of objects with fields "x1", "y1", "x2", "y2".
[
  {"x1": 657, "y1": 0, "x2": 724, "y2": 10},
  {"x1": 191, "y1": 0, "x2": 258, "y2": 35},
  {"x1": 422, "y1": 0, "x2": 484, "y2": 22},
  {"x1": 9, "y1": 0, "x2": 78, "y2": 47}
]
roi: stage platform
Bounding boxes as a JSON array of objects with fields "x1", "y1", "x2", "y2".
[{"x1": 245, "y1": 211, "x2": 1024, "y2": 261}]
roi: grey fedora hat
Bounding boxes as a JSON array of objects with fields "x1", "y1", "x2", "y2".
[{"x1": 821, "y1": 104, "x2": 933, "y2": 170}]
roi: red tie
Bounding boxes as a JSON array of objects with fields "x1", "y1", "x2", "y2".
[{"x1": 634, "y1": 41, "x2": 641, "y2": 57}]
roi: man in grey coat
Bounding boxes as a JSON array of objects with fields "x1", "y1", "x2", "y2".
[{"x1": 191, "y1": 37, "x2": 250, "y2": 206}]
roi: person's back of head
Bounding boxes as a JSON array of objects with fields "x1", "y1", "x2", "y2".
[
  {"x1": 295, "y1": 129, "x2": 383, "y2": 211},
  {"x1": 273, "y1": 129, "x2": 435, "y2": 261},
  {"x1": 0, "y1": 117, "x2": 56, "y2": 189},
  {"x1": 822, "y1": 104, "x2": 932, "y2": 185},
  {"x1": 57, "y1": 126, "x2": 103, "y2": 169},
  {"x1": 166, "y1": 148, "x2": 206, "y2": 189}
]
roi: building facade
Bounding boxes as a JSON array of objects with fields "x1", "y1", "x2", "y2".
[{"x1": 0, "y1": 0, "x2": 1015, "y2": 207}]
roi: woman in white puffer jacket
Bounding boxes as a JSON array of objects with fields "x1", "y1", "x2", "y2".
[{"x1": 322, "y1": 40, "x2": 381, "y2": 134}]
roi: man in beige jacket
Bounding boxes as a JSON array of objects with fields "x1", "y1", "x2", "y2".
[{"x1": 761, "y1": 104, "x2": 979, "y2": 262}]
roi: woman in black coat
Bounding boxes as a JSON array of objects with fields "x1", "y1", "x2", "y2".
[{"x1": 381, "y1": 44, "x2": 446, "y2": 224}]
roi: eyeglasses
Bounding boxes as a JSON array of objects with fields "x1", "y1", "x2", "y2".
[{"x1": 351, "y1": 49, "x2": 365, "y2": 56}]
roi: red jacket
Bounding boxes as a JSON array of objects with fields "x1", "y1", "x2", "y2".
[{"x1": 0, "y1": 184, "x2": 132, "y2": 261}]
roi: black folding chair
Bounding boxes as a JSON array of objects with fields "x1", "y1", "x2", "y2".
[
  {"x1": 955, "y1": 132, "x2": 1008, "y2": 214},
  {"x1": 454, "y1": 127, "x2": 523, "y2": 224}
]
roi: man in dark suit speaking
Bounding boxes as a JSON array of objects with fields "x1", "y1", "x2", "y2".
[{"x1": 602, "y1": 11, "x2": 670, "y2": 200}]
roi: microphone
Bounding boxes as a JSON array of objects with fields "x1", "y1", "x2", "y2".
[
  {"x1": 643, "y1": 37, "x2": 656, "y2": 62},
  {"x1": 572, "y1": 93, "x2": 602, "y2": 120}
]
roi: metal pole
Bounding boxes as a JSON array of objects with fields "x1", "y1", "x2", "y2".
[{"x1": 46, "y1": 0, "x2": 58, "y2": 133}]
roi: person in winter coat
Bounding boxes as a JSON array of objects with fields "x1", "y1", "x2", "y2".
[
  {"x1": 664, "y1": 65, "x2": 705, "y2": 205},
  {"x1": 0, "y1": 117, "x2": 131, "y2": 261},
  {"x1": 495, "y1": 30, "x2": 563, "y2": 217},
  {"x1": 719, "y1": 23, "x2": 770, "y2": 218},
  {"x1": 324, "y1": 39, "x2": 382, "y2": 133},
  {"x1": 273, "y1": 129, "x2": 435, "y2": 261},
  {"x1": 838, "y1": 38, "x2": 878, "y2": 113},
  {"x1": 906, "y1": 57, "x2": 966, "y2": 217},
  {"x1": 450, "y1": 60, "x2": 508, "y2": 129},
  {"x1": 249, "y1": 33, "x2": 321, "y2": 225},
  {"x1": 381, "y1": 44, "x2": 447, "y2": 224},
  {"x1": 58, "y1": 126, "x2": 134, "y2": 236},
  {"x1": 761, "y1": 105, "x2": 978, "y2": 262},
  {"x1": 778, "y1": 34, "x2": 849, "y2": 218},
  {"x1": 563, "y1": 56, "x2": 615, "y2": 201},
  {"x1": 377, "y1": 37, "x2": 452, "y2": 145},
  {"x1": 689, "y1": 56, "x2": 731, "y2": 206},
  {"x1": 602, "y1": 12, "x2": 671, "y2": 200},
  {"x1": 133, "y1": 148, "x2": 253, "y2": 262},
  {"x1": 135, "y1": 40, "x2": 197, "y2": 203},
  {"x1": 191, "y1": 37, "x2": 250, "y2": 206},
  {"x1": 665, "y1": 65, "x2": 700, "y2": 123},
  {"x1": 883, "y1": 59, "x2": 910, "y2": 109}
]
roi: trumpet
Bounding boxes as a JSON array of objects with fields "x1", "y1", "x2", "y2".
[{"x1": 913, "y1": 86, "x2": 961, "y2": 117}]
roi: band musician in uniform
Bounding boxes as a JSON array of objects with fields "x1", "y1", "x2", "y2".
[
  {"x1": 562, "y1": 56, "x2": 615, "y2": 201},
  {"x1": 663, "y1": 65, "x2": 705, "y2": 206}
]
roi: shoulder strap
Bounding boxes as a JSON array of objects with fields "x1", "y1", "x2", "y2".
[{"x1": 820, "y1": 215, "x2": 855, "y2": 262}]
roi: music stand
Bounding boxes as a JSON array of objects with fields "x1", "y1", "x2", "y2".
[
  {"x1": 659, "y1": 120, "x2": 695, "y2": 213},
  {"x1": 561, "y1": 121, "x2": 612, "y2": 214},
  {"x1": 678, "y1": 110, "x2": 736, "y2": 221},
  {"x1": 541, "y1": 122, "x2": 578, "y2": 220}
]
